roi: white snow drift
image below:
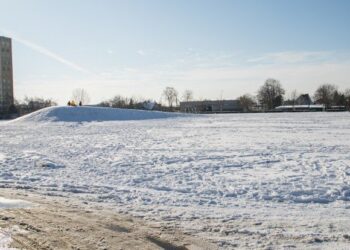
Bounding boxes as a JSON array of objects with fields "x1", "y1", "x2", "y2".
[{"x1": 12, "y1": 106, "x2": 184, "y2": 123}]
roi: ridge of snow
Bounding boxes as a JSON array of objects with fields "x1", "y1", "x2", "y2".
[{"x1": 11, "y1": 106, "x2": 184, "y2": 123}]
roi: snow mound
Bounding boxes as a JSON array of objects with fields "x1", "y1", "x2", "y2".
[{"x1": 12, "y1": 106, "x2": 184, "y2": 123}]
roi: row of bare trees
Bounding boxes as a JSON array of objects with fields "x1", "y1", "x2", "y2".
[
  {"x1": 13, "y1": 97, "x2": 58, "y2": 115},
  {"x1": 9, "y1": 83, "x2": 350, "y2": 116},
  {"x1": 236, "y1": 79, "x2": 350, "y2": 111},
  {"x1": 161, "y1": 81, "x2": 350, "y2": 112},
  {"x1": 98, "y1": 95, "x2": 150, "y2": 109},
  {"x1": 313, "y1": 84, "x2": 350, "y2": 108},
  {"x1": 97, "y1": 88, "x2": 194, "y2": 111},
  {"x1": 5, "y1": 89, "x2": 88, "y2": 116},
  {"x1": 162, "y1": 87, "x2": 194, "y2": 108},
  {"x1": 233, "y1": 78, "x2": 285, "y2": 112}
]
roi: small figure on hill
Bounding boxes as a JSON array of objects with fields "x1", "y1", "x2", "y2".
[
  {"x1": 67, "y1": 101, "x2": 71, "y2": 106},
  {"x1": 79, "y1": 101, "x2": 82, "y2": 106}
]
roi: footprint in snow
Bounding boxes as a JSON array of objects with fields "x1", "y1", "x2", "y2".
[{"x1": 34, "y1": 159, "x2": 65, "y2": 169}]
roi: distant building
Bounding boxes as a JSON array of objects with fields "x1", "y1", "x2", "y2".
[
  {"x1": 296, "y1": 94, "x2": 312, "y2": 105},
  {"x1": 275, "y1": 104, "x2": 324, "y2": 112},
  {"x1": 0, "y1": 36, "x2": 14, "y2": 114},
  {"x1": 326, "y1": 106, "x2": 346, "y2": 112},
  {"x1": 142, "y1": 100, "x2": 156, "y2": 110},
  {"x1": 180, "y1": 100, "x2": 242, "y2": 113}
]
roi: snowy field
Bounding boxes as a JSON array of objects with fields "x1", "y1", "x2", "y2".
[{"x1": 1, "y1": 107, "x2": 350, "y2": 249}]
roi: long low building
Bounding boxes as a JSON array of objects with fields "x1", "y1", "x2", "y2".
[
  {"x1": 275, "y1": 105, "x2": 325, "y2": 112},
  {"x1": 180, "y1": 100, "x2": 242, "y2": 113}
]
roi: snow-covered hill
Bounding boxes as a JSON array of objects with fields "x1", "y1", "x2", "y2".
[{"x1": 12, "y1": 106, "x2": 184, "y2": 123}]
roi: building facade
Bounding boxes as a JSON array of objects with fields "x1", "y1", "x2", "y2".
[
  {"x1": 180, "y1": 100, "x2": 242, "y2": 113},
  {"x1": 296, "y1": 94, "x2": 312, "y2": 105},
  {"x1": 275, "y1": 104, "x2": 325, "y2": 112},
  {"x1": 0, "y1": 36, "x2": 14, "y2": 114}
]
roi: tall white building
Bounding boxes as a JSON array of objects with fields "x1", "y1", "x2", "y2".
[{"x1": 0, "y1": 36, "x2": 14, "y2": 114}]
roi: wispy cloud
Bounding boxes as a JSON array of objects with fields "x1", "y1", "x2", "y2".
[
  {"x1": 137, "y1": 49, "x2": 146, "y2": 56},
  {"x1": 2, "y1": 31, "x2": 91, "y2": 74},
  {"x1": 247, "y1": 51, "x2": 334, "y2": 64}
]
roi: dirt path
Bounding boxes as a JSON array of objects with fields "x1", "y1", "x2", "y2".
[{"x1": 0, "y1": 189, "x2": 216, "y2": 250}]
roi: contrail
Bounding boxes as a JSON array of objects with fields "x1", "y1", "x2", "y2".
[{"x1": 2, "y1": 31, "x2": 90, "y2": 74}]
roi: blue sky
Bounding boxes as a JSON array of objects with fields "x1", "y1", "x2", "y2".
[{"x1": 1, "y1": 0, "x2": 350, "y2": 104}]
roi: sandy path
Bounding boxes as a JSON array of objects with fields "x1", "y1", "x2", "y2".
[{"x1": 0, "y1": 189, "x2": 216, "y2": 250}]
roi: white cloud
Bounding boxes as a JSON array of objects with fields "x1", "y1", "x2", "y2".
[
  {"x1": 247, "y1": 51, "x2": 333, "y2": 64},
  {"x1": 137, "y1": 49, "x2": 146, "y2": 56}
]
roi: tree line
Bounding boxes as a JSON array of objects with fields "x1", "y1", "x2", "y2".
[
  {"x1": 154, "y1": 80, "x2": 350, "y2": 112},
  {"x1": 97, "y1": 87, "x2": 194, "y2": 111},
  {"x1": 5, "y1": 81, "x2": 350, "y2": 118},
  {"x1": 239, "y1": 79, "x2": 350, "y2": 111}
]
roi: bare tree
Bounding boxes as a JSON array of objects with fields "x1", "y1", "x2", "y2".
[
  {"x1": 345, "y1": 89, "x2": 350, "y2": 111},
  {"x1": 182, "y1": 89, "x2": 194, "y2": 102},
  {"x1": 162, "y1": 87, "x2": 179, "y2": 108},
  {"x1": 72, "y1": 88, "x2": 90, "y2": 105},
  {"x1": 16, "y1": 97, "x2": 57, "y2": 115},
  {"x1": 109, "y1": 95, "x2": 129, "y2": 108},
  {"x1": 238, "y1": 94, "x2": 256, "y2": 112},
  {"x1": 290, "y1": 90, "x2": 298, "y2": 104},
  {"x1": 313, "y1": 84, "x2": 337, "y2": 108},
  {"x1": 290, "y1": 89, "x2": 298, "y2": 110},
  {"x1": 257, "y1": 78, "x2": 285, "y2": 110},
  {"x1": 23, "y1": 96, "x2": 57, "y2": 107},
  {"x1": 332, "y1": 90, "x2": 346, "y2": 106}
]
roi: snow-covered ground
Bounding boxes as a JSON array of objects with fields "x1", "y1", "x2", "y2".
[
  {"x1": 1, "y1": 107, "x2": 350, "y2": 249},
  {"x1": 0, "y1": 197, "x2": 31, "y2": 249}
]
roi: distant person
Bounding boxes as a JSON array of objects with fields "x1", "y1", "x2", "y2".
[
  {"x1": 79, "y1": 101, "x2": 82, "y2": 106},
  {"x1": 67, "y1": 101, "x2": 71, "y2": 106}
]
